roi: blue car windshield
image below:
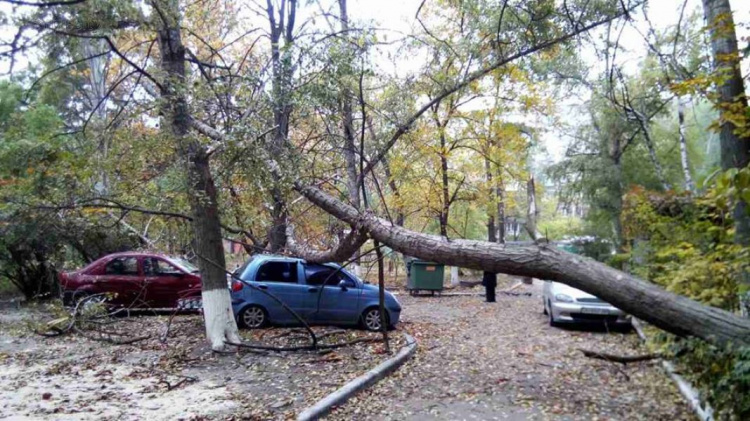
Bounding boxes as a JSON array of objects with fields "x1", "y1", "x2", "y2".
[{"x1": 338, "y1": 266, "x2": 366, "y2": 284}]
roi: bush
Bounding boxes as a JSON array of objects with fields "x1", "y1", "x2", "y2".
[
  {"x1": 0, "y1": 210, "x2": 141, "y2": 301},
  {"x1": 622, "y1": 186, "x2": 749, "y2": 417}
]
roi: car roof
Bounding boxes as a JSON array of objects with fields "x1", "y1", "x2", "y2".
[
  {"x1": 251, "y1": 254, "x2": 305, "y2": 263},
  {"x1": 104, "y1": 251, "x2": 174, "y2": 258}
]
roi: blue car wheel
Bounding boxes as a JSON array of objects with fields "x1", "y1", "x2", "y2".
[
  {"x1": 239, "y1": 304, "x2": 268, "y2": 329},
  {"x1": 361, "y1": 307, "x2": 389, "y2": 332}
]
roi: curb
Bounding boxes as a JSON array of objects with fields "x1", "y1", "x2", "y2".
[
  {"x1": 632, "y1": 319, "x2": 714, "y2": 421},
  {"x1": 297, "y1": 333, "x2": 417, "y2": 421}
]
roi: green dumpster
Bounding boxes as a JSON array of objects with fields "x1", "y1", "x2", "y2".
[{"x1": 407, "y1": 261, "x2": 444, "y2": 296}]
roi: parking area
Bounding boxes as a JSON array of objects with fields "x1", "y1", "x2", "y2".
[
  {"x1": 0, "y1": 280, "x2": 694, "y2": 420},
  {"x1": 329, "y1": 281, "x2": 693, "y2": 420}
]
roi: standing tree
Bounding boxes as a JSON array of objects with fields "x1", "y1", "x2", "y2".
[{"x1": 701, "y1": 0, "x2": 750, "y2": 309}]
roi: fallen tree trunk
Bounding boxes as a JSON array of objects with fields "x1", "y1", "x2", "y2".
[{"x1": 296, "y1": 184, "x2": 750, "y2": 347}]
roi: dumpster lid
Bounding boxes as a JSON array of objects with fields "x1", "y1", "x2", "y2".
[{"x1": 411, "y1": 260, "x2": 443, "y2": 266}]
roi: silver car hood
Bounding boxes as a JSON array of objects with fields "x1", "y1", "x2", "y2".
[{"x1": 550, "y1": 282, "x2": 599, "y2": 300}]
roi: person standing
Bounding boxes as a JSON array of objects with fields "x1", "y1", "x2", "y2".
[{"x1": 482, "y1": 271, "x2": 497, "y2": 302}]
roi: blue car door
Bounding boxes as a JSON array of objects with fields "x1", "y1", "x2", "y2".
[
  {"x1": 304, "y1": 264, "x2": 361, "y2": 325},
  {"x1": 251, "y1": 260, "x2": 309, "y2": 324}
]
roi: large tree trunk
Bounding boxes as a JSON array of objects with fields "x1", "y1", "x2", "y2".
[
  {"x1": 702, "y1": 0, "x2": 750, "y2": 314},
  {"x1": 338, "y1": 0, "x2": 359, "y2": 210},
  {"x1": 337, "y1": 0, "x2": 361, "y2": 276},
  {"x1": 702, "y1": 0, "x2": 750, "y2": 246},
  {"x1": 485, "y1": 155, "x2": 497, "y2": 243},
  {"x1": 297, "y1": 184, "x2": 750, "y2": 347},
  {"x1": 496, "y1": 182, "x2": 505, "y2": 244},
  {"x1": 265, "y1": 0, "x2": 298, "y2": 252},
  {"x1": 156, "y1": 1, "x2": 239, "y2": 350}
]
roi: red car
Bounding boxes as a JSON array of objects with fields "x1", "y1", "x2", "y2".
[{"x1": 59, "y1": 252, "x2": 203, "y2": 310}]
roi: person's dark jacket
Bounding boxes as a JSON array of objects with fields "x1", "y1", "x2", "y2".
[{"x1": 482, "y1": 271, "x2": 497, "y2": 287}]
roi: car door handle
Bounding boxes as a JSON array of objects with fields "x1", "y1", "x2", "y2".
[
  {"x1": 257, "y1": 284, "x2": 268, "y2": 290},
  {"x1": 308, "y1": 287, "x2": 318, "y2": 293}
]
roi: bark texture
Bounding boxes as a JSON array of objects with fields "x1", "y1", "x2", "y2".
[
  {"x1": 156, "y1": 1, "x2": 239, "y2": 350},
  {"x1": 526, "y1": 176, "x2": 540, "y2": 240},
  {"x1": 286, "y1": 226, "x2": 367, "y2": 263},
  {"x1": 338, "y1": 0, "x2": 360, "y2": 210},
  {"x1": 702, "y1": 0, "x2": 750, "y2": 248},
  {"x1": 297, "y1": 184, "x2": 750, "y2": 347},
  {"x1": 677, "y1": 98, "x2": 695, "y2": 193},
  {"x1": 265, "y1": 0, "x2": 298, "y2": 251}
]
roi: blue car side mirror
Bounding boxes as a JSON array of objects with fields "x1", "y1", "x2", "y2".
[{"x1": 338, "y1": 280, "x2": 349, "y2": 291}]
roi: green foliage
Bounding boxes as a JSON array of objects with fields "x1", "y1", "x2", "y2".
[
  {"x1": 670, "y1": 339, "x2": 750, "y2": 420},
  {"x1": 623, "y1": 186, "x2": 744, "y2": 310},
  {"x1": 623, "y1": 185, "x2": 750, "y2": 417},
  {"x1": 0, "y1": 81, "x2": 142, "y2": 299}
]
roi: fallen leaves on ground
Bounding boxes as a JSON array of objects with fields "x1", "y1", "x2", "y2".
[
  {"x1": 328, "y1": 280, "x2": 693, "y2": 420},
  {"x1": 0, "y1": 308, "x2": 404, "y2": 420}
]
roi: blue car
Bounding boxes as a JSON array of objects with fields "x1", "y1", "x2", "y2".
[{"x1": 229, "y1": 255, "x2": 402, "y2": 331}]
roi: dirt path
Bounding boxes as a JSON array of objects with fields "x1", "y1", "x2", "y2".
[{"x1": 329, "y1": 281, "x2": 693, "y2": 420}]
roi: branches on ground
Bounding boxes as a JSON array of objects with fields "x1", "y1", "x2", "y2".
[
  {"x1": 34, "y1": 294, "x2": 150, "y2": 345},
  {"x1": 579, "y1": 348, "x2": 662, "y2": 364},
  {"x1": 227, "y1": 336, "x2": 380, "y2": 352}
]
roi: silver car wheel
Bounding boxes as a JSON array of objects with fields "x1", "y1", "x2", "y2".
[
  {"x1": 242, "y1": 306, "x2": 266, "y2": 329},
  {"x1": 364, "y1": 308, "x2": 383, "y2": 332}
]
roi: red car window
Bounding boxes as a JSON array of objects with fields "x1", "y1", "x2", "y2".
[
  {"x1": 104, "y1": 257, "x2": 139, "y2": 276},
  {"x1": 144, "y1": 257, "x2": 183, "y2": 276}
]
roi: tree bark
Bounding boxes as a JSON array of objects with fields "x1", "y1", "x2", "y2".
[
  {"x1": 265, "y1": 0, "x2": 298, "y2": 252},
  {"x1": 297, "y1": 184, "x2": 750, "y2": 347},
  {"x1": 156, "y1": 0, "x2": 239, "y2": 350},
  {"x1": 702, "y1": 0, "x2": 750, "y2": 313},
  {"x1": 677, "y1": 98, "x2": 695, "y2": 193},
  {"x1": 496, "y1": 181, "x2": 506, "y2": 244},
  {"x1": 702, "y1": 0, "x2": 750, "y2": 247},
  {"x1": 485, "y1": 154, "x2": 497, "y2": 243},
  {"x1": 526, "y1": 176, "x2": 540, "y2": 240},
  {"x1": 338, "y1": 0, "x2": 360, "y2": 211},
  {"x1": 630, "y1": 108, "x2": 671, "y2": 191}
]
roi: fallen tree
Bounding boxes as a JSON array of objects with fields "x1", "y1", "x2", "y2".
[{"x1": 295, "y1": 184, "x2": 750, "y2": 347}]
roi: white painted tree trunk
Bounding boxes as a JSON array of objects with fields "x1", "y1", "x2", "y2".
[
  {"x1": 352, "y1": 263, "x2": 361, "y2": 278},
  {"x1": 202, "y1": 289, "x2": 241, "y2": 350},
  {"x1": 450, "y1": 266, "x2": 459, "y2": 287}
]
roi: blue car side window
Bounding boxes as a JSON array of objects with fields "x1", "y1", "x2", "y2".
[
  {"x1": 305, "y1": 264, "x2": 357, "y2": 288},
  {"x1": 256, "y1": 261, "x2": 298, "y2": 283}
]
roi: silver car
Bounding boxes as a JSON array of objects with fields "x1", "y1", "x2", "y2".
[{"x1": 542, "y1": 281, "x2": 631, "y2": 327}]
